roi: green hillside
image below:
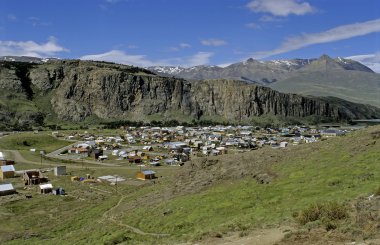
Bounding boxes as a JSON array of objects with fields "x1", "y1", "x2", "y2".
[{"x1": 1, "y1": 126, "x2": 380, "y2": 244}]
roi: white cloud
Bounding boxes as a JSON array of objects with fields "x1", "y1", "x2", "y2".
[
  {"x1": 252, "y1": 18, "x2": 380, "y2": 59},
  {"x1": 247, "y1": 0, "x2": 314, "y2": 17},
  {"x1": 201, "y1": 38, "x2": 227, "y2": 46},
  {"x1": 185, "y1": 52, "x2": 213, "y2": 67},
  {"x1": 7, "y1": 14, "x2": 17, "y2": 21},
  {"x1": 28, "y1": 16, "x2": 52, "y2": 27},
  {"x1": 80, "y1": 50, "x2": 213, "y2": 67},
  {"x1": 81, "y1": 50, "x2": 155, "y2": 66},
  {"x1": 246, "y1": 22, "x2": 261, "y2": 29},
  {"x1": 179, "y1": 43, "x2": 191, "y2": 48},
  {"x1": 105, "y1": 0, "x2": 122, "y2": 3},
  {"x1": 259, "y1": 15, "x2": 285, "y2": 22},
  {"x1": 0, "y1": 36, "x2": 68, "y2": 57},
  {"x1": 170, "y1": 43, "x2": 192, "y2": 52},
  {"x1": 347, "y1": 53, "x2": 380, "y2": 73}
]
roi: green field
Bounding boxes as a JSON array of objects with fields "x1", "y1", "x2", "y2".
[{"x1": 0, "y1": 133, "x2": 70, "y2": 153}]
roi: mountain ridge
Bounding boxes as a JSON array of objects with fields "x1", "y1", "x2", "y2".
[
  {"x1": 148, "y1": 55, "x2": 374, "y2": 83},
  {"x1": 1, "y1": 59, "x2": 380, "y2": 130},
  {"x1": 147, "y1": 55, "x2": 380, "y2": 108}
]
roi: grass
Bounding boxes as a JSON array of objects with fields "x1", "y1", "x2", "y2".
[
  {"x1": 0, "y1": 133, "x2": 70, "y2": 153},
  {"x1": 0, "y1": 126, "x2": 379, "y2": 244},
  {"x1": 117, "y1": 126, "x2": 380, "y2": 241}
]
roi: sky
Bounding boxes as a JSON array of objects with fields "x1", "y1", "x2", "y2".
[{"x1": 0, "y1": 0, "x2": 380, "y2": 71}]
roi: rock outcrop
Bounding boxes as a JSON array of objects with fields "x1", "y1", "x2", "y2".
[{"x1": 1, "y1": 59, "x2": 379, "y2": 128}]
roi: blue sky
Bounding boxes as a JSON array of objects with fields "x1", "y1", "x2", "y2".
[{"x1": 0, "y1": 0, "x2": 380, "y2": 71}]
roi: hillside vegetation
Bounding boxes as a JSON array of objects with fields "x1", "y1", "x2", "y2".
[
  {"x1": 0, "y1": 133, "x2": 69, "y2": 153},
  {"x1": 1, "y1": 126, "x2": 379, "y2": 244}
]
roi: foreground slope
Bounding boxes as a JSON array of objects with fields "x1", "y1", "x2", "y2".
[
  {"x1": 1, "y1": 59, "x2": 380, "y2": 130},
  {"x1": 114, "y1": 126, "x2": 380, "y2": 244},
  {"x1": 1, "y1": 126, "x2": 379, "y2": 244}
]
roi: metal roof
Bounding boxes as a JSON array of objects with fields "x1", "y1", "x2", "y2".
[
  {"x1": 142, "y1": 170, "x2": 156, "y2": 175},
  {"x1": 39, "y1": 183, "x2": 53, "y2": 189},
  {"x1": 0, "y1": 183, "x2": 15, "y2": 192},
  {"x1": 1, "y1": 165, "x2": 15, "y2": 172}
]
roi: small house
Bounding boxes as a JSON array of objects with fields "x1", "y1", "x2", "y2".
[
  {"x1": 54, "y1": 166, "x2": 66, "y2": 176},
  {"x1": 0, "y1": 165, "x2": 15, "y2": 180},
  {"x1": 0, "y1": 160, "x2": 15, "y2": 166},
  {"x1": 0, "y1": 183, "x2": 16, "y2": 196},
  {"x1": 93, "y1": 149, "x2": 103, "y2": 159},
  {"x1": 136, "y1": 170, "x2": 156, "y2": 180},
  {"x1": 23, "y1": 170, "x2": 48, "y2": 185},
  {"x1": 128, "y1": 156, "x2": 142, "y2": 163},
  {"x1": 39, "y1": 183, "x2": 53, "y2": 194},
  {"x1": 98, "y1": 155, "x2": 108, "y2": 161},
  {"x1": 76, "y1": 148, "x2": 90, "y2": 156},
  {"x1": 142, "y1": 146, "x2": 154, "y2": 152}
]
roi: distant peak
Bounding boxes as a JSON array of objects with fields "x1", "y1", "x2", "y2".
[
  {"x1": 246, "y1": 58, "x2": 257, "y2": 63},
  {"x1": 318, "y1": 54, "x2": 333, "y2": 60}
]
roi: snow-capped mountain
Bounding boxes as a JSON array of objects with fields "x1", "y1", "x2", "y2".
[{"x1": 147, "y1": 55, "x2": 374, "y2": 85}]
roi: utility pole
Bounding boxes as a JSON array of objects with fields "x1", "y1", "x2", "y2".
[
  {"x1": 40, "y1": 150, "x2": 45, "y2": 169},
  {"x1": 115, "y1": 175, "x2": 118, "y2": 192}
]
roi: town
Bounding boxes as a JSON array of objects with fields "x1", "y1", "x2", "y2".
[{"x1": 0, "y1": 124, "x2": 349, "y2": 197}]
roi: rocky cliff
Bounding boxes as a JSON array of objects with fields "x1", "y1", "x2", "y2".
[{"x1": 1, "y1": 59, "x2": 379, "y2": 129}]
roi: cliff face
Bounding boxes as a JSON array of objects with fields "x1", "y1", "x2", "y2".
[
  {"x1": 1, "y1": 60, "x2": 379, "y2": 127},
  {"x1": 191, "y1": 80, "x2": 341, "y2": 121}
]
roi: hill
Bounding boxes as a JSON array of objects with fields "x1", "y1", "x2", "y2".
[
  {"x1": 1, "y1": 59, "x2": 380, "y2": 130},
  {"x1": 270, "y1": 55, "x2": 380, "y2": 107},
  {"x1": 1, "y1": 125, "x2": 379, "y2": 244},
  {"x1": 148, "y1": 55, "x2": 380, "y2": 108},
  {"x1": 148, "y1": 58, "x2": 316, "y2": 85}
]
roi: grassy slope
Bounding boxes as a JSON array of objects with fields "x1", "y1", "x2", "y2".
[
  {"x1": 0, "y1": 126, "x2": 379, "y2": 244},
  {"x1": 119, "y1": 127, "x2": 380, "y2": 242},
  {"x1": 0, "y1": 133, "x2": 70, "y2": 153}
]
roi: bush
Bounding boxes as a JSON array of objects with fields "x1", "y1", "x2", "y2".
[
  {"x1": 295, "y1": 202, "x2": 348, "y2": 225},
  {"x1": 375, "y1": 186, "x2": 380, "y2": 196}
]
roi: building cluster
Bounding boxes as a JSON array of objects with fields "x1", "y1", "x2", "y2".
[
  {"x1": 0, "y1": 151, "x2": 67, "y2": 197},
  {"x1": 62, "y1": 125, "x2": 347, "y2": 166}
]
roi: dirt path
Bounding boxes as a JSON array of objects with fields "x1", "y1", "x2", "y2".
[
  {"x1": 101, "y1": 194, "x2": 170, "y2": 237},
  {"x1": 194, "y1": 227, "x2": 290, "y2": 245},
  {"x1": 2, "y1": 150, "x2": 85, "y2": 169},
  {"x1": 45, "y1": 142, "x2": 121, "y2": 167}
]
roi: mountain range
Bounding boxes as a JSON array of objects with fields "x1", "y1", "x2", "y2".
[
  {"x1": 1, "y1": 58, "x2": 380, "y2": 130},
  {"x1": 148, "y1": 55, "x2": 380, "y2": 108}
]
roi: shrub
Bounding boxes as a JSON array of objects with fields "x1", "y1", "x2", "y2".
[
  {"x1": 295, "y1": 202, "x2": 348, "y2": 225},
  {"x1": 375, "y1": 187, "x2": 380, "y2": 196}
]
